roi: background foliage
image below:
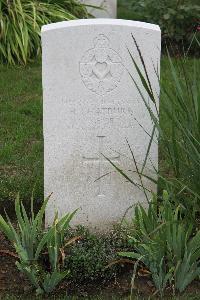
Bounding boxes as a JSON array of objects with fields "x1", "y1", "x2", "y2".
[{"x1": 118, "y1": 0, "x2": 200, "y2": 55}]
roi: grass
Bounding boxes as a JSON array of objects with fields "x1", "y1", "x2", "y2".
[
  {"x1": 0, "y1": 57, "x2": 199, "y2": 214},
  {"x1": 0, "y1": 61, "x2": 43, "y2": 213}
]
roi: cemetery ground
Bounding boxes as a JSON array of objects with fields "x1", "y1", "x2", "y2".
[
  {"x1": 0, "y1": 56, "x2": 200, "y2": 300},
  {"x1": 1, "y1": 57, "x2": 199, "y2": 214}
]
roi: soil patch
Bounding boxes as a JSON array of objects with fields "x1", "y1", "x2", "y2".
[
  {"x1": 0, "y1": 231, "x2": 152, "y2": 299},
  {"x1": 0, "y1": 231, "x2": 31, "y2": 294},
  {"x1": 1, "y1": 231, "x2": 200, "y2": 299}
]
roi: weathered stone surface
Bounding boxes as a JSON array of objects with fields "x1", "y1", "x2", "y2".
[
  {"x1": 42, "y1": 19, "x2": 161, "y2": 230},
  {"x1": 80, "y1": 0, "x2": 117, "y2": 18}
]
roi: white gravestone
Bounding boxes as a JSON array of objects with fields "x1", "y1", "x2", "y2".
[
  {"x1": 42, "y1": 19, "x2": 161, "y2": 230},
  {"x1": 80, "y1": 0, "x2": 117, "y2": 18}
]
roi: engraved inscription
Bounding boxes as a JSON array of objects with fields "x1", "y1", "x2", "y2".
[
  {"x1": 80, "y1": 34, "x2": 123, "y2": 96},
  {"x1": 83, "y1": 136, "x2": 120, "y2": 197},
  {"x1": 61, "y1": 100, "x2": 135, "y2": 130}
]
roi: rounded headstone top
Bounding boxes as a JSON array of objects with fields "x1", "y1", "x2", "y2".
[{"x1": 41, "y1": 19, "x2": 160, "y2": 33}]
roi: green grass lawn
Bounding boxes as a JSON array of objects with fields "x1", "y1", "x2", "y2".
[
  {"x1": 0, "y1": 57, "x2": 199, "y2": 214},
  {"x1": 0, "y1": 61, "x2": 43, "y2": 213}
]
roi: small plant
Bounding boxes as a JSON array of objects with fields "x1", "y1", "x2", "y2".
[
  {"x1": 0, "y1": 193, "x2": 49, "y2": 264},
  {"x1": 0, "y1": 193, "x2": 77, "y2": 295},
  {"x1": 119, "y1": 191, "x2": 200, "y2": 296},
  {"x1": 65, "y1": 225, "x2": 129, "y2": 283}
]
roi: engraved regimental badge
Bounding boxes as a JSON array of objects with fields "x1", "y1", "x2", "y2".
[{"x1": 80, "y1": 34, "x2": 123, "y2": 96}]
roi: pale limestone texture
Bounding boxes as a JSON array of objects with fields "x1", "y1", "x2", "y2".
[
  {"x1": 42, "y1": 19, "x2": 161, "y2": 230},
  {"x1": 80, "y1": 0, "x2": 117, "y2": 18}
]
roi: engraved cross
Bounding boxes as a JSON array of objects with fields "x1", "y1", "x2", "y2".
[{"x1": 83, "y1": 136, "x2": 120, "y2": 197}]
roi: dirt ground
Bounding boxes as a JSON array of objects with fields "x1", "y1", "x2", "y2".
[
  {"x1": 1, "y1": 231, "x2": 200, "y2": 299},
  {"x1": 0, "y1": 231, "x2": 133, "y2": 298},
  {"x1": 0, "y1": 231, "x2": 31, "y2": 294}
]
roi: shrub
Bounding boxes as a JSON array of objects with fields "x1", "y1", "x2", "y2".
[
  {"x1": 64, "y1": 225, "x2": 129, "y2": 283},
  {"x1": 0, "y1": 0, "x2": 88, "y2": 64},
  {"x1": 119, "y1": 0, "x2": 200, "y2": 55}
]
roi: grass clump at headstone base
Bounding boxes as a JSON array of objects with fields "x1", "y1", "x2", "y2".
[
  {"x1": 0, "y1": 195, "x2": 132, "y2": 297},
  {"x1": 64, "y1": 225, "x2": 130, "y2": 284},
  {"x1": 108, "y1": 40, "x2": 200, "y2": 297},
  {"x1": 1, "y1": 197, "x2": 200, "y2": 298}
]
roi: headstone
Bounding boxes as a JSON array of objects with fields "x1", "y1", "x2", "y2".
[
  {"x1": 42, "y1": 19, "x2": 161, "y2": 230},
  {"x1": 80, "y1": 0, "x2": 117, "y2": 18}
]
